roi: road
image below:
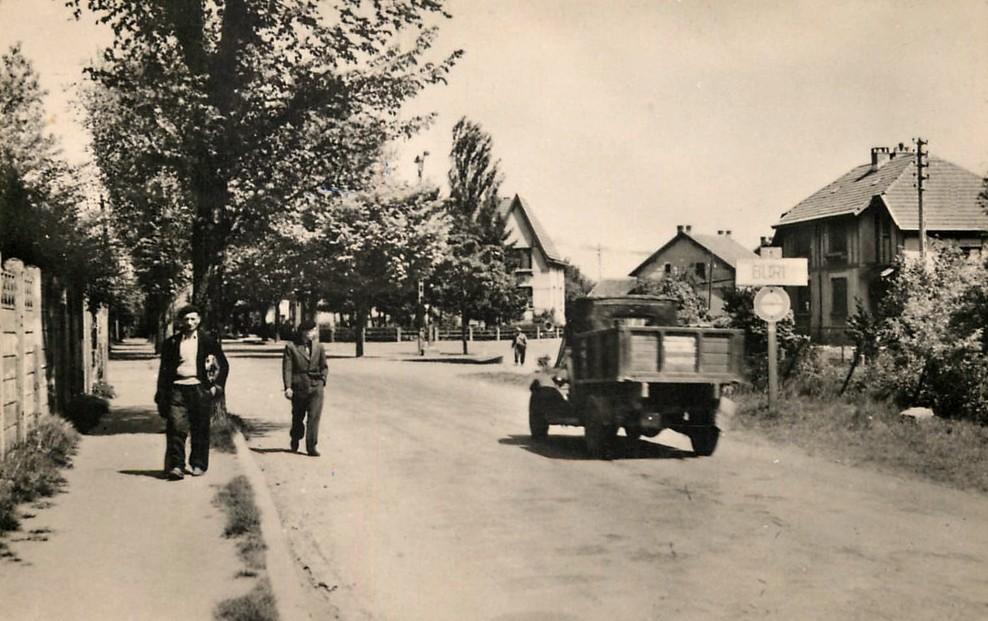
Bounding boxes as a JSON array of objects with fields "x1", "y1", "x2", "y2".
[{"x1": 225, "y1": 342, "x2": 988, "y2": 621}]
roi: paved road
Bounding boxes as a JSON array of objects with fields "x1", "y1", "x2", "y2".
[{"x1": 225, "y1": 342, "x2": 988, "y2": 621}]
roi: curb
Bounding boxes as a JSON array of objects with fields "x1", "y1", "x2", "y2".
[{"x1": 231, "y1": 428, "x2": 312, "y2": 621}]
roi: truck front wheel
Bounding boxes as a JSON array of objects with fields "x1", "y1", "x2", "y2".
[
  {"x1": 689, "y1": 426, "x2": 720, "y2": 456},
  {"x1": 585, "y1": 397, "x2": 616, "y2": 459},
  {"x1": 528, "y1": 391, "x2": 550, "y2": 440}
]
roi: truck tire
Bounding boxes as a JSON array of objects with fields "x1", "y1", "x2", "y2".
[
  {"x1": 585, "y1": 397, "x2": 616, "y2": 459},
  {"x1": 528, "y1": 391, "x2": 550, "y2": 439},
  {"x1": 690, "y1": 426, "x2": 720, "y2": 456}
]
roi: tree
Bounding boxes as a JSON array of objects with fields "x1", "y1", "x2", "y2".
[
  {"x1": 564, "y1": 261, "x2": 595, "y2": 304},
  {"x1": 631, "y1": 274, "x2": 710, "y2": 325},
  {"x1": 73, "y1": 0, "x2": 462, "y2": 333},
  {"x1": 314, "y1": 183, "x2": 448, "y2": 357},
  {"x1": 0, "y1": 45, "x2": 128, "y2": 310},
  {"x1": 430, "y1": 117, "x2": 524, "y2": 353}
]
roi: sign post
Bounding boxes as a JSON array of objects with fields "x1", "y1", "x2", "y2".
[{"x1": 739, "y1": 254, "x2": 807, "y2": 414}]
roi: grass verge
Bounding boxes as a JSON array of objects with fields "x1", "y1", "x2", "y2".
[
  {"x1": 212, "y1": 475, "x2": 278, "y2": 621},
  {"x1": 734, "y1": 389, "x2": 988, "y2": 494},
  {"x1": 0, "y1": 415, "x2": 79, "y2": 537}
]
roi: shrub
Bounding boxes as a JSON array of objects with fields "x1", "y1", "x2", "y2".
[
  {"x1": 90, "y1": 381, "x2": 116, "y2": 400},
  {"x1": 63, "y1": 394, "x2": 110, "y2": 433}
]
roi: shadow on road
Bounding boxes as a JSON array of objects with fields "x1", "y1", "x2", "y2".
[
  {"x1": 88, "y1": 407, "x2": 165, "y2": 435},
  {"x1": 500, "y1": 434, "x2": 693, "y2": 461},
  {"x1": 236, "y1": 417, "x2": 290, "y2": 439},
  {"x1": 118, "y1": 469, "x2": 170, "y2": 481},
  {"x1": 250, "y1": 447, "x2": 302, "y2": 455},
  {"x1": 109, "y1": 348, "x2": 157, "y2": 361}
]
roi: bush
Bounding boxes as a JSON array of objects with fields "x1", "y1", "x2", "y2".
[
  {"x1": 63, "y1": 394, "x2": 110, "y2": 433},
  {"x1": 91, "y1": 381, "x2": 116, "y2": 400}
]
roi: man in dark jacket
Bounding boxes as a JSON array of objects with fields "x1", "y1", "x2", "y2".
[
  {"x1": 155, "y1": 305, "x2": 229, "y2": 480},
  {"x1": 282, "y1": 319, "x2": 328, "y2": 456}
]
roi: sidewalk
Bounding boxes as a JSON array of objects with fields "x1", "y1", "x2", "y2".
[{"x1": 0, "y1": 343, "x2": 247, "y2": 620}]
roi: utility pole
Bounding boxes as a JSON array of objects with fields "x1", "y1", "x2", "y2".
[
  {"x1": 913, "y1": 137, "x2": 929, "y2": 260},
  {"x1": 596, "y1": 244, "x2": 603, "y2": 281}
]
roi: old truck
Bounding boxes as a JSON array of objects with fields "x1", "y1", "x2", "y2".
[{"x1": 528, "y1": 295, "x2": 744, "y2": 458}]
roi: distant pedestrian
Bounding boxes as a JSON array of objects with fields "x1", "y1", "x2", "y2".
[
  {"x1": 512, "y1": 327, "x2": 528, "y2": 365},
  {"x1": 155, "y1": 305, "x2": 229, "y2": 480},
  {"x1": 283, "y1": 319, "x2": 328, "y2": 457}
]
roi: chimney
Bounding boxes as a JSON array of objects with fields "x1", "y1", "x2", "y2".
[
  {"x1": 725, "y1": 230, "x2": 732, "y2": 237},
  {"x1": 717, "y1": 230, "x2": 724, "y2": 235},
  {"x1": 676, "y1": 225, "x2": 684, "y2": 234},
  {"x1": 685, "y1": 225, "x2": 692, "y2": 233},
  {"x1": 870, "y1": 146, "x2": 891, "y2": 172},
  {"x1": 760, "y1": 236, "x2": 770, "y2": 246}
]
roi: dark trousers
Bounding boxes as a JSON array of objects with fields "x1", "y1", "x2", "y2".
[
  {"x1": 291, "y1": 388, "x2": 324, "y2": 452},
  {"x1": 163, "y1": 384, "x2": 211, "y2": 472},
  {"x1": 514, "y1": 346, "x2": 526, "y2": 365}
]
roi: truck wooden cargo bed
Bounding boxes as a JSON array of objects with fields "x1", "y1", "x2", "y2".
[{"x1": 571, "y1": 326, "x2": 744, "y2": 384}]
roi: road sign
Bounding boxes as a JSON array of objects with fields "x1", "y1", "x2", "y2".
[
  {"x1": 753, "y1": 286, "x2": 791, "y2": 323},
  {"x1": 735, "y1": 258, "x2": 808, "y2": 287}
]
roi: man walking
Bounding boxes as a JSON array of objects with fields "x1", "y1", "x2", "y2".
[
  {"x1": 512, "y1": 327, "x2": 528, "y2": 365},
  {"x1": 283, "y1": 319, "x2": 328, "y2": 457},
  {"x1": 155, "y1": 305, "x2": 229, "y2": 480}
]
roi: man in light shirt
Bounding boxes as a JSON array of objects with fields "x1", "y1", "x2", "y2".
[{"x1": 155, "y1": 305, "x2": 229, "y2": 480}]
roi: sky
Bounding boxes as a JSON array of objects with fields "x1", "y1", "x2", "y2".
[{"x1": 2, "y1": 0, "x2": 987, "y2": 280}]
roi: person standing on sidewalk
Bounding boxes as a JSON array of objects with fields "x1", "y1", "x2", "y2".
[
  {"x1": 282, "y1": 319, "x2": 328, "y2": 457},
  {"x1": 155, "y1": 305, "x2": 229, "y2": 480},
  {"x1": 512, "y1": 327, "x2": 528, "y2": 365}
]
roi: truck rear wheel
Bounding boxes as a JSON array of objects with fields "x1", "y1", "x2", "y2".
[
  {"x1": 585, "y1": 397, "x2": 616, "y2": 459},
  {"x1": 690, "y1": 426, "x2": 720, "y2": 456},
  {"x1": 528, "y1": 391, "x2": 550, "y2": 439}
]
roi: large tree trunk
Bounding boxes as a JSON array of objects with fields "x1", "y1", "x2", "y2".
[
  {"x1": 461, "y1": 309, "x2": 469, "y2": 355},
  {"x1": 355, "y1": 306, "x2": 369, "y2": 358}
]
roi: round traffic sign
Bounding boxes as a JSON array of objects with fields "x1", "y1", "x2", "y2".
[{"x1": 754, "y1": 286, "x2": 791, "y2": 323}]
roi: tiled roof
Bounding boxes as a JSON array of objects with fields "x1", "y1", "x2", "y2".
[
  {"x1": 687, "y1": 233, "x2": 760, "y2": 268},
  {"x1": 775, "y1": 153, "x2": 988, "y2": 231},
  {"x1": 629, "y1": 231, "x2": 758, "y2": 277},
  {"x1": 499, "y1": 195, "x2": 566, "y2": 264},
  {"x1": 588, "y1": 278, "x2": 637, "y2": 297}
]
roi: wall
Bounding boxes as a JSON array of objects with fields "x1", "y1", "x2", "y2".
[
  {"x1": 634, "y1": 236, "x2": 736, "y2": 316},
  {"x1": 0, "y1": 258, "x2": 48, "y2": 458}
]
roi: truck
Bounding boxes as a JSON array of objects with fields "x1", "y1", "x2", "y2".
[{"x1": 528, "y1": 295, "x2": 744, "y2": 458}]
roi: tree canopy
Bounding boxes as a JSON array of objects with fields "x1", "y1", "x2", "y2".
[{"x1": 74, "y1": 0, "x2": 461, "y2": 331}]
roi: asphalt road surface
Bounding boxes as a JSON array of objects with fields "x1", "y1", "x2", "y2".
[{"x1": 225, "y1": 342, "x2": 988, "y2": 621}]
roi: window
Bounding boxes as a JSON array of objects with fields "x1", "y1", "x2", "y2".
[
  {"x1": 795, "y1": 287, "x2": 811, "y2": 314},
  {"x1": 519, "y1": 286, "x2": 533, "y2": 308},
  {"x1": 507, "y1": 247, "x2": 533, "y2": 271},
  {"x1": 663, "y1": 262, "x2": 672, "y2": 275},
  {"x1": 875, "y1": 212, "x2": 892, "y2": 264},
  {"x1": 694, "y1": 262, "x2": 707, "y2": 279},
  {"x1": 794, "y1": 231, "x2": 812, "y2": 258},
  {"x1": 827, "y1": 221, "x2": 847, "y2": 255},
  {"x1": 831, "y1": 278, "x2": 848, "y2": 317}
]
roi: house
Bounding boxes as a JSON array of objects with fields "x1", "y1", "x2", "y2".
[
  {"x1": 629, "y1": 225, "x2": 758, "y2": 316},
  {"x1": 499, "y1": 194, "x2": 567, "y2": 325},
  {"x1": 771, "y1": 143, "x2": 988, "y2": 343}
]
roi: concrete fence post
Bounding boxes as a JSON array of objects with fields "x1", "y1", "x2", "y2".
[
  {"x1": 468, "y1": 326, "x2": 473, "y2": 341},
  {"x1": 537, "y1": 326, "x2": 541, "y2": 340},
  {"x1": 396, "y1": 326, "x2": 401, "y2": 342},
  {"x1": 496, "y1": 326, "x2": 500, "y2": 341},
  {"x1": 8, "y1": 259, "x2": 27, "y2": 444}
]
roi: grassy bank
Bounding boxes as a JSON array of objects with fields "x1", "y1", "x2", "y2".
[
  {"x1": 213, "y1": 475, "x2": 278, "y2": 621},
  {"x1": 733, "y1": 389, "x2": 988, "y2": 494}
]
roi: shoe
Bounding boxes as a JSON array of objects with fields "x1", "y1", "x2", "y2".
[
  {"x1": 167, "y1": 467, "x2": 185, "y2": 480},
  {"x1": 190, "y1": 466, "x2": 205, "y2": 477},
  {"x1": 290, "y1": 440, "x2": 299, "y2": 453},
  {"x1": 307, "y1": 449, "x2": 320, "y2": 457}
]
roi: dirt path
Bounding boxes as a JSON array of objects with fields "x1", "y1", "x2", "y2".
[{"x1": 226, "y1": 344, "x2": 988, "y2": 621}]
